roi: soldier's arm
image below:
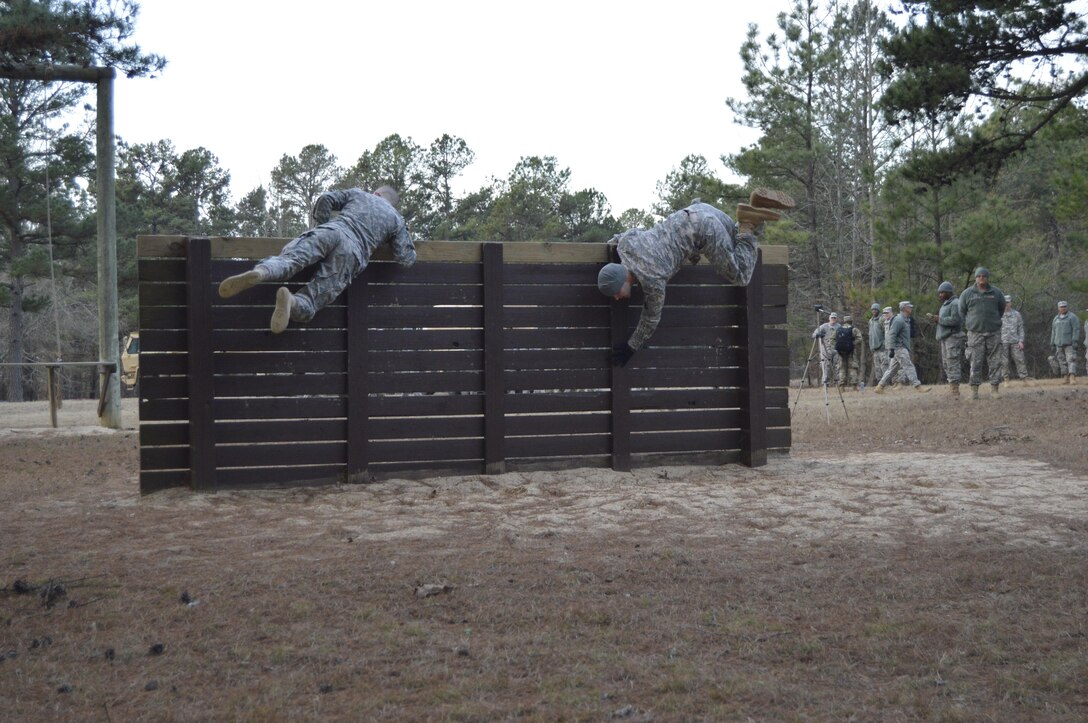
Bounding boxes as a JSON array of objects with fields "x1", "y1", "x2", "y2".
[
  {"x1": 390, "y1": 222, "x2": 416, "y2": 267},
  {"x1": 312, "y1": 190, "x2": 350, "y2": 224},
  {"x1": 627, "y1": 286, "x2": 665, "y2": 351}
]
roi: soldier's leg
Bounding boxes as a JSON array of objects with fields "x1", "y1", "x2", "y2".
[
  {"x1": 699, "y1": 210, "x2": 758, "y2": 287},
  {"x1": 1011, "y1": 344, "x2": 1028, "y2": 379},
  {"x1": 289, "y1": 234, "x2": 361, "y2": 324},
  {"x1": 985, "y1": 333, "x2": 1004, "y2": 386},
  {"x1": 1063, "y1": 345, "x2": 1078, "y2": 376},
  {"x1": 220, "y1": 227, "x2": 337, "y2": 299},
  {"x1": 967, "y1": 332, "x2": 985, "y2": 387},
  {"x1": 999, "y1": 343, "x2": 1011, "y2": 381},
  {"x1": 878, "y1": 353, "x2": 901, "y2": 388}
]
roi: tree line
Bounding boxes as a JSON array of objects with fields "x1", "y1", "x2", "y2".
[{"x1": 3, "y1": 0, "x2": 1087, "y2": 401}]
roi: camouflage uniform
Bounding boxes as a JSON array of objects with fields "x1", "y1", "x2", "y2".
[
  {"x1": 868, "y1": 311, "x2": 888, "y2": 383},
  {"x1": 935, "y1": 297, "x2": 966, "y2": 384},
  {"x1": 616, "y1": 202, "x2": 758, "y2": 350},
  {"x1": 257, "y1": 189, "x2": 416, "y2": 322},
  {"x1": 878, "y1": 312, "x2": 922, "y2": 388},
  {"x1": 882, "y1": 310, "x2": 908, "y2": 384},
  {"x1": 812, "y1": 320, "x2": 842, "y2": 386},
  {"x1": 959, "y1": 283, "x2": 1005, "y2": 386},
  {"x1": 837, "y1": 322, "x2": 864, "y2": 387},
  {"x1": 1051, "y1": 310, "x2": 1082, "y2": 375},
  {"x1": 1000, "y1": 308, "x2": 1028, "y2": 380}
]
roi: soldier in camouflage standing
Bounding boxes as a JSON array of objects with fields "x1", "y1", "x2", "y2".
[
  {"x1": 837, "y1": 315, "x2": 865, "y2": 390},
  {"x1": 867, "y1": 303, "x2": 887, "y2": 386},
  {"x1": 598, "y1": 189, "x2": 793, "y2": 366},
  {"x1": 926, "y1": 281, "x2": 966, "y2": 396},
  {"x1": 958, "y1": 266, "x2": 1005, "y2": 399},
  {"x1": 1000, "y1": 295, "x2": 1030, "y2": 383},
  {"x1": 1051, "y1": 301, "x2": 1081, "y2": 384},
  {"x1": 812, "y1": 312, "x2": 843, "y2": 388},
  {"x1": 874, "y1": 301, "x2": 931, "y2": 394},
  {"x1": 218, "y1": 186, "x2": 415, "y2": 333}
]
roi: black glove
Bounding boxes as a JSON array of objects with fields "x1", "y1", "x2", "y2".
[
  {"x1": 816, "y1": 331, "x2": 825, "y2": 338},
  {"x1": 612, "y1": 342, "x2": 635, "y2": 367},
  {"x1": 889, "y1": 349, "x2": 895, "y2": 358}
]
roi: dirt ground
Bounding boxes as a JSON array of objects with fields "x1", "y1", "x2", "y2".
[{"x1": 1, "y1": 381, "x2": 1086, "y2": 720}]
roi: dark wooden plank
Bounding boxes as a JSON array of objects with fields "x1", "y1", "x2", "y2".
[
  {"x1": 368, "y1": 438, "x2": 483, "y2": 464},
  {"x1": 501, "y1": 262, "x2": 787, "y2": 287},
  {"x1": 506, "y1": 367, "x2": 611, "y2": 391},
  {"x1": 140, "y1": 419, "x2": 350, "y2": 447},
  {"x1": 216, "y1": 442, "x2": 346, "y2": 468},
  {"x1": 368, "y1": 394, "x2": 484, "y2": 417},
  {"x1": 216, "y1": 465, "x2": 346, "y2": 488},
  {"x1": 139, "y1": 352, "x2": 187, "y2": 377},
  {"x1": 213, "y1": 351, "x2": 346, "y2": 375},
  {"x1": 210, "y1": 329, "x2": 347, "y2": 352},
  {"x1": 504, "y1": 391, "x2": 610, "y2": 414},
  {"x1": 482, "y1": 243, "x2": 506, "y2": 474},
  {"x1": 139, "y1": 257, "x2": 186, "y2": 282},
  {"x1": 742, "y1": 252, "x2": 768, "y2": 467},
  {"x1": 507, "y1": 434, "x2": 612, "y2": 459},
  {"x1": 209, "y1": 304, "x2": 347, "y2": 329},
  {"x1": 631, "y1": 388, "x2": 745, "y2": 410},
  {"x1": 186, "y1": 237, "x2": 216, "y2": 491},
  {"x1": 347, "y1": 274, "x2": 368, "y2": 483},
  {"x1": 610, "y1": 296, "x2": 631, "y2": 472},
  {"x1": 506, "y1": 413, "x2": 609, "y2": 437},
  {"x1": 367, "y1": 328, "x2": 484, "y2": 352},
  {"x1": 633, "y1": 430, "x2": 743, "y2": 455},
  {"x1": 370, "y1": 349, "x2": 484, "y2": 373},
  {"x1": 139, "y1": 282, "x2": 187, "y2": 307},
  {"x1": 139, "y1": 469, "x2": 189, "y2": 494},
  {"x1": 140, "y1": 393, "x2": 486, "y2": 422},
  {"x1": 505, "y1": 305, "x2": 610, "y2": 328}
]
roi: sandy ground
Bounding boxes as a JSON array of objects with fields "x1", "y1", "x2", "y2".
[{"x1": 1, "y1": 382, "x2": 1086, "y2": 719}]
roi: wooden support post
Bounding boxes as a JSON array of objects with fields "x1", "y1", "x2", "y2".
[
  {"x1": 741, "y1": 249, "x2": 768, "y2": 467},
  {"x1": 483, "y1": 243, "x2": 506, "y2": 474},
  {"x1": 346, "y1": 274, "x2": 369, "y2": 483},
  {"x1": 46, "y1": 365, "x2": 58, "y2": 428},
  {"x1": 186, "y1": 237, "x2": 217, "y2": 490},
  {"x1": 610, "y1": 298, "x2": 631, "y2": 472}
]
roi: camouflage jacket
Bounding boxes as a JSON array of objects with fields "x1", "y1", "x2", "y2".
[
  {"x1": 1051, "y1": 312, "x2": 1082, "y2": 346},
  {"x1": 311, "y1": 188, "x2": 415, "y2": 268},
  {"x1": 936, "y1": 297, "x2": 965, "y2": 341},
  {"x1": 888, "y1": 313, "x2": 913, "y2": 352},
  {"x1": 1000, "y1": 309, "x2": 1025, "y2": 344},
  {"x1": 868, "y1": 314, "x2": 885, "y2": 351}
]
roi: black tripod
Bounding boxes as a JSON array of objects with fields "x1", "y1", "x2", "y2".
[{"x1": 793, "y1": 306, "x2": 849, "y2": 423}]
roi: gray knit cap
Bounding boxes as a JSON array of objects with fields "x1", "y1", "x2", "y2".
[
  {"x1": 870, "y1": 303, "x2": 880, "y2": 311},
  {"x1": 598, "y1": 263, "x2": 628, "y2": 296}
]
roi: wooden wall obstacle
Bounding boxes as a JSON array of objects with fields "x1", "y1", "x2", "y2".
[{"x1": 137, "y1": 236, "x2": 790, "y2": 493}]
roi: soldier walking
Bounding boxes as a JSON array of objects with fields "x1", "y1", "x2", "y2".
[
  {"x1": 837, "y1": 315, "x2": 865, "y2": 390},
  {"x1": 1000, "y1": 295, "x2": 1030, "y2": 382},
  {"x1": 874, "y1": 302, "x2": 931, "y2": 394},
  {"x1": 958, "y1": 267, "x2": 1005, "y2": 399},
  {"x1": 1051, "y1": 301, "x2": 1081, "y2": 384},
  {"x1": 927, "y1": 281, "x2": 966, "y2": 396}
]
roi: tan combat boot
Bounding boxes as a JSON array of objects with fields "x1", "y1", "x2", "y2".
[
  {"x1": 971, "y1": 385, "x2": 980, "y2": 400},
  {"x1": 949, "y1": 382, "x2": 960, "y2": 397},
  {"x1": 991, "y1": 383, "x2": 1001, "y2": 398},
  {"x1": 873, "y1": 384, "x2": 885, "y2": 395},
  {"x1": 749, "y1": 188, "x2": 796, "y2": 210},
  {"x1": 1064, "y1": 374, "x2": 1072, "y2": 385},
  {"x1": 1070, "y1": 374, "x2": 1078, "y2": 385},
  {"x1": 219, "y1": 267, "x2": 268, "y2": 298},
  {"x1": 914, "y1": 384, "x2": 931, "y2": 393},
  {"x1": 270, "y1": 286, "x2": 295, "y2": 334},
  {"x1": 736, "y1": 203, "x2": 782, "y2": 235}
]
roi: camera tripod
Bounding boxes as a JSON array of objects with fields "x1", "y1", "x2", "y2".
[{"x1": 793, "y1": 306, "x2": 849, "y2": 423}]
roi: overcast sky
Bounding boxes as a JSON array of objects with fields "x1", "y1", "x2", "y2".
[{"x1": 111, "y1": 0, "x2": 794, "y2": 214}]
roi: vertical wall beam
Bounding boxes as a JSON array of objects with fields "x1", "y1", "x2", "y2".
[
  {"x1": 186, "y1": 237, "x2": 217, "y2": 490},
  {"x1": 347, "y1": 274, "x2": 370, "y2": 483},
  {"x1": 483, "y1": 243, "x2": 506, "y2": 474},
  {"x1": 741, "y1": 250, "x2": 768, "y2": 467},
  {"x1": 609, "y1": 299, "x2": 632, "y2": 472}
]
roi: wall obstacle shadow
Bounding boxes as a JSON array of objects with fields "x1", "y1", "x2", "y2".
[{"x1": 136, "y1": 236, "x2": 791, "y2": 493}]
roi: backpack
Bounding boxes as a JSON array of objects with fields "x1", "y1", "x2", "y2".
[{"x1": 834, "y1": 325, "x2": 855, "y2": 355}]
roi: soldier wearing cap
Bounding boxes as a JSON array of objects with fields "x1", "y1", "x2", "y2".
[
  {"x1": 875, "y1": 302, "x2": 930, "y2": 393},
  {"x1": 926, "y1": 281, "x2": 966, "y2": 396},
  {"x1": 881, "y1": 306, "x2": 907, "y2": 386},
  {"x1": 597, "y1": 189, "x2": 793, "y2": 366},
  {"x1": 838, "y1": 314, "x2": 865, "y2": 390},
  {"x1": 1000, "y1": 295, "x2": 1030, "y2": 382},
  {"x1": 812, "y1": 312, "x2": 842, "y2": 387},
  {"x1": 958, "y1": 266, "x2": 1006, "y2": 399},
  {"x1": 1051, "y1": 300, "x2": 1081, "y2": 384},
  {"x1": 867, "y1": 303, "x2": 888, "y2": 385}
]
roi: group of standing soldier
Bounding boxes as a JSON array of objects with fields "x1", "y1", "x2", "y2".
[{"x1": 812, "y1": 267, "x2": 1084, "y2": 399}]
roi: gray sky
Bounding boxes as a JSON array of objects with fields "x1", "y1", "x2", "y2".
[{"x1": 112, "y1": 0, "x2": 793, "y2": 214}]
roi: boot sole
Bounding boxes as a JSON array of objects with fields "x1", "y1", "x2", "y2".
[
  {"x1": 219, "y1": 270, "x2": 263, "y2": 299},
  {"x1": 271, "y1": 287, "x2": 292, "y2": 334},
  {"x1": 736, "y1": 203, "x2": 782, "y2": 223},
  {"x1": 750, "y1": 188, "x2": 796, "y2": 210}
]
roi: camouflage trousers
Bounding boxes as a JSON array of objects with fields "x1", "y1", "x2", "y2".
[
  {"x1": 940, "y1": 334, "x2": 966, "y2": 384},
  {"x1": 1001, "y1": 342, "x2": 1028, "y2": 380},
  {"x1": 1055, "y1": 344, "x2": 1078, "y2": 375},
  {"x1": 687, "y1": 205, "x2": 759, "y2": 286},
  {"x1": 819, "y1": 351, "x2": 841, "y2": 386},
  {"x1": 966, "y1": 331, "x2": 1003, "y2": 386},
  {"x1": 870, "y1": 350, "x2": 888, "y2": 384},
  {"x1": 879, "y1": 348, "x2": 920, "y2": 387},
  {"x1": 838, "y1": 352, "x2": 862, "y2": 387},
  {"x1": 257, "y1": 227, "x2": 364, "y2": 323}
]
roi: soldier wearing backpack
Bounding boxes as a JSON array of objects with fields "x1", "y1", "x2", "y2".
[
  {"x1": 812, "y1": 312, "x2": 842, "y2": 388},
  {"x1": 836, "y1": 315, "x2": 865, "y2": 390}
]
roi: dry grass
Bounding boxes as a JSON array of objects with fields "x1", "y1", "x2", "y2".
[{"x1": 1, "y1": 384, "x2": 1086, "y2": 720}]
